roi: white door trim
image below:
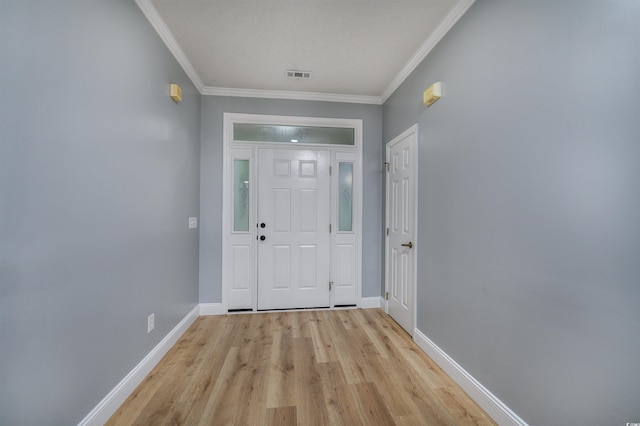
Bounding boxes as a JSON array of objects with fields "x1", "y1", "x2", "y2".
[
  {"x1": 385, "y1": 124, "x2": 419, "y2": 334},
  {"x1": 221, "y1": 113, "x2": 363, "y2": 312}
]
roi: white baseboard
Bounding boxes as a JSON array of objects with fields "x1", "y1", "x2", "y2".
[
  {"x1": 78, "y1": 305, "x2": 200, "y2": 426},
  {"x1": 360, "y1": 296, "x2": 383, "y2": 309},
  {"x1": 199, "y1": 302, "x2": 225, "y2": 315},
  {"x1": 413, "y1": 329, "x2": 528, "y2": 426}
]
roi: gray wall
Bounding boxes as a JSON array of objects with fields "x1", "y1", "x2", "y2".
[
  {"x1": 383, "y1": 1, "x2": 640, "y2": 425},
  {"x1": 0, "y1": 1, "x2": 201, "y2": 424},
  {"x1": 200, "y1": 96, "x2": 383, "y2": 303}
]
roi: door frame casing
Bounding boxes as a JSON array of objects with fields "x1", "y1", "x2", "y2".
[
  {"x1": 221, "y1": 113, "x2": 363, "y2": 312},
  {"x1": 384, "y1": 124, "x2": 419, "y2": 335}
]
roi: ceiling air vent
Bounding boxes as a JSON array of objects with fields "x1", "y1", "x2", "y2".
[{"x1": 286, "y1": 70, "x2": 312, "y2": 79}]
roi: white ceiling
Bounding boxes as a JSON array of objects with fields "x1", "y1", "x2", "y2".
[{"x1": 138, "y1": 0, "x2": 475, "y2": 104}]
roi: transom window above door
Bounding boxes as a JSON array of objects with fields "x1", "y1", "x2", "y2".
[
  {"x1": 228, "y1": 114, "x2": 360, "y2": 147},
  {"x1": 233, "y1": 123, "x2": 355, "y2": 145}
]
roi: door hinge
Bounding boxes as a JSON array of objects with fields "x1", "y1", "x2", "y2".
[
  {"x1": 386, "y1": 227, "x2": 389, "y2": 236},
  {"x1": 385, "y1": 292, "x2": 389, "y2": 300},
  {"x1": 384, "y1": 161, "x2": 390, "y2": 172},
  {"x1": 329, "y1": 281, "x2": 333, "y2": 291},
  {"x1": 329, "y1": 166, "x2": 332, "y2": 176},
  {"x1": 329, "y1": 224, "x2": 332, "y2": 233}
]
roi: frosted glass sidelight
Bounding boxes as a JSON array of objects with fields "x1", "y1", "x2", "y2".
[
  {"x1": 233, "y1": 159, "x2": 250, "y2": 231},
  {"x1": 234, "y1": 123, "x2": 354, "y2": 145},
  {"x1": 338, "y1": 162, "x2": 353, "y2": 232}
]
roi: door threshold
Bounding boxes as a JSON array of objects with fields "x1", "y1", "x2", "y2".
[
  {"x1": 225, "y1": 305, "x2": 366, "y2": 315},
  {"x1": 256, "y1": 306, "x2": 330, "y2": 312}
]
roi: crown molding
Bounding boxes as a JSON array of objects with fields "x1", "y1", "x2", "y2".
[
  {"x1": 135, "y1": 0, "x2": 205, "y2": 92},
  {"x1": 380, "y1": 0, "x2": 476, "y2": 103},
  {"x1": 137, "y1": 0, "x2": 474, "y2": 105},
  {"x1": 202, "y1": 86, "x2": 382, "y2": 105}
]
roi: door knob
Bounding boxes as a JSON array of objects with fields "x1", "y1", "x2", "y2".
[
  {"x1": 260, "y1": 223, "x2": 266, "y2": 228},
  {"x1": 401, "y1": 241, "x2": 413, "y2": 249},
  {"x1": 260, "y1": 235, "x2": 266, "y2": 241}
]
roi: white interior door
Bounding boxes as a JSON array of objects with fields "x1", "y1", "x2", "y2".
[
  {"x1": 386, "y1": 126, "x2": 417, "y2": 335},
  {"x1": 257, "y1": 148, "x2": 331, "y2": 310}
]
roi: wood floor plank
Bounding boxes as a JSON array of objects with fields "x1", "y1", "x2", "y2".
[
  {"x1": 264, "y1": 406, "x2": 297, "y2": 426},
  {"x1": 196, "y1": 345, "x2": 241, "y2": 425},
  {"x1": 316, "y1": 362, "x2": 363, "y2": 426},
  {"x1": 171, "y1": 316, "x2": 240, "y2": 424},
  {"x1": 229, "y1": 313, "x2": 256, "y2": 347},
  {"x1": 108, "y1": 309, "x2": 497, "y2": 426},
  {"x1": 293, "y1": 336, "x2": 331, "y2": 426},
  {"x1": 328, "y1": 315, "x2": 369, "y2": 384},
  {"x1": 232, "y1": 340, "x2": 271, "y2": 425},
  {"x1": 364, "y1": 356, "x2": 417, "y2": 418},
  {"x1": 315, "y1": 310, "x2": 342, "y2": 361},
  {"x1": 394, "y1": 414, "x2": 433, "y2": 426},
  {"x1": 308, "y1": 311, "x2": 338, "y2": 363},
  {"x1": 353, "y1": 308, "x2": 396, "y2": 359},
  {"x1": 351, "y1": 381, "x2": 396, "y2": 425},
  {"x1": 331, "y1": 383, "x2": 371, "y2": 426},
  {"x1": 338, "y1": 308, "x2": 359, "y2": 330},
  {"x1": 266, "y1": 328, "x2": 296, "y2": 408}
]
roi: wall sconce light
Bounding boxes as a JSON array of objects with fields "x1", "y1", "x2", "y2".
[
  {"x1": 170, "y1": 83, "x2": 182, "y2": 103},
  {"x1": 423, "y1": 81, "x2": 441, "y2": 107}
]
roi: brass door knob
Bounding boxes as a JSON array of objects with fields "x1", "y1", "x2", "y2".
[{"x1": 401, "y1": 242, "x2": 413, "y2": 249}]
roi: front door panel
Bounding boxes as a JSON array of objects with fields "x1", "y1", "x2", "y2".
[{"x1": 257, "y1": 149, "x2": 330, "y2": 310}]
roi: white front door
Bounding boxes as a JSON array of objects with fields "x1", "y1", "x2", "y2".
[
  {"x1": 257, "y1": 148, "x2": 331, "y2": 310},
  {"x1": 386, "y1": 125, "x2": 418, "y2": 335}
]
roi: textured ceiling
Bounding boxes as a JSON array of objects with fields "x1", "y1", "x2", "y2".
[{"x1": 144, "y1": 0, "x2": 474, "y2": 102}]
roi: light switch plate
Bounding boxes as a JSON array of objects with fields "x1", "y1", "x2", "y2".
[
  {"x1": 147, "y1": 313, "x2": 155, "y2": 333},
  {"x1": 188, "y1": 217, "x2": 198, "y2": 229}
]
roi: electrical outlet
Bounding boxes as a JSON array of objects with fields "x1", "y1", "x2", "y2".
[
  {"x1": 188, "y1": 217, "x2": 197, "y2": 229},
  {"x1": 147, "y1": 313, "x2": 155, "y2": 333}
]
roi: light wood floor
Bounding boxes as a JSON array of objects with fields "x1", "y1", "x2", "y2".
[{"x1": 108, "y1": 308, "x2": 496, "y2": 425}]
